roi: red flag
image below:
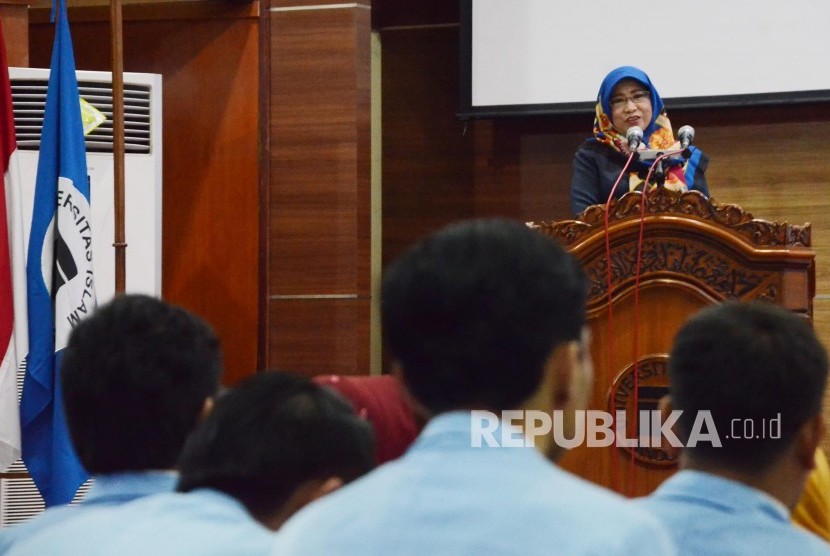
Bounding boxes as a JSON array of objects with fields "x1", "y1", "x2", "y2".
[{"x1": 0, "y1": 21, "x2": 23, "y2": 470}]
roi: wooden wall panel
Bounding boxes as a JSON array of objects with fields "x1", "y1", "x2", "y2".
[
  {"x1": 468, "y1": 117, "x2": 585, "y2": 223},
  {"x1": 380, "y1": 26, "x2": 475, "y2": 266},
  {"x1": 29, "y1": 4, "x2": 261, "y2": 385},
  {"x1": 371, "y1": 0, "x2": 457, "y2": 29},
  {"x1": 1, "y1": 0, "x2": 29, "y2": 67},
  {"x1": 380, "y1": 27, "x2": 594, "y2": 265},
  {"x1": 269, "y1": 6, "x2": 370, "y2": 295},
  {"x1": 267, "y1": 298, "x2": 370, "y2": 375},
  {"x1": 271, "y1": 0, "x2": 368, "y2": 7},
  {"x1": 267, "y1": 5, "x2": 373, "y2": 375}
]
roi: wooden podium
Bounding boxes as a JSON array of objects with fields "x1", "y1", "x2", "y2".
[{"x1": 530, "y1": 187, "x2": 815, "y2": 497}]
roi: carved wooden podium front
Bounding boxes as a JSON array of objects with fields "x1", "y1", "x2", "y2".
[{"x1": 530, "y1": 187, "x2": 814, "y2": 497}]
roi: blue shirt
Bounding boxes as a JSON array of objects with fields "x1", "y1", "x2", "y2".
[
  {"x1": 0, "y1": 471, "x2": 176, "y2": 554},
  {"x1": 635, "y1": 470, "x2": 830, "y2": 555},
  {"x1": 6, "y1": 488, "x2": 276, "y2": 556},
  {"x1": 274, "y1": 411, "x2": 677, "y2": 555}
]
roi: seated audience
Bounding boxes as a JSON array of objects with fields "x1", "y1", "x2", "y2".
[
  {"x1": 8, "y1": 371, "x2": 375, "y2": 555},
  {"x1": 636, "y1": 301, "x2": 830, "y2": 555},
  {"x1": 274, "y1": 218, "x2": 675, "y2": 555},
  {"x1": 0, "y1": 294, "x2": 222, "y2": 553},
  {"x1": 313, "y1": 374, "x2": 422, "y2": 464}
]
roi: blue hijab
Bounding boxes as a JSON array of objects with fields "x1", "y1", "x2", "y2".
[{"x1": 597, "y1": 66, "x2": 664, "y2": 140}]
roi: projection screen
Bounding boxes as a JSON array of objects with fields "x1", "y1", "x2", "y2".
[{"x1": 459, "y1": 0, "x2": 830, "y2": 118}]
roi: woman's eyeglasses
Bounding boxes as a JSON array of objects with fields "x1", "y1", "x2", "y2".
[{"x1": 610, "y1": 90, "x2": 650, "y2": 109}]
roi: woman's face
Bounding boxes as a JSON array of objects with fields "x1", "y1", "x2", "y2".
[{"x1": 610, "y1": 79, "x2": 652, "y2": 136}]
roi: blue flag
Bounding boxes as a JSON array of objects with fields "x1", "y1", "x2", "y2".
[{"x1": 21, "y1": 0, "x2": 96, "y2": 507}]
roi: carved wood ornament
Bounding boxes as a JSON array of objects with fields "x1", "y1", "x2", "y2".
[
  {"x1": 529, "y1": 188, "x2": 814, "y2": 314},
  {"x1": 533, "y1": 188, "x2": 811, "y2": 249}
]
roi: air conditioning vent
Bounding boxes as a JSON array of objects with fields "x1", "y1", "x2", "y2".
[
  {"x1": 0, "y1": 459, "x2": 92, "y2": 528},
  {"x1": 0, "y1": 341, "x2": 90, "y2": 528},
  {"x1": 11, "y1": 79, "x2": 152, "y2": 154}
]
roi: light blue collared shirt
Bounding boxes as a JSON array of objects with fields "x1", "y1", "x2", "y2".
[
  {"x1": 0, "y1": 471, "x2": 176, "y2": 554},
  {"x1": 5, "y1": 488, "x2": 276, "y2": 556},
  {"x1": 274, "y1": 411, "x2": 677, "y2": 555},
  {"x1": 635, "y1": 469, "x2": 830, "y2": 555}
]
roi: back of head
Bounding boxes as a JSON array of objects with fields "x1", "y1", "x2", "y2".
[
  {"x1": 61, "y1": 294, "x2": 223, "y2": 474},
  {"x1": 381, "y1": 218, "x2": 587, "y2": 414},
  {"x1": 177, "y1": 371, "x2": 375, "y2": 522},
  {"x1": 669, "y1": 301, "x2": 828, "y2": 473}
]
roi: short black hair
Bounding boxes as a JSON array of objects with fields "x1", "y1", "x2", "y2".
[
  {"x1": 177, "y1": 371, "x2": 374, "y2": 518},
  {"x1": 381, "y1": 219, "x2": 587, "y2": 413},
  {"x1": 61, "y1": 294, "x2": 223, "y2": 473},
  {"x1": 669, "y1": 301, "x2": 828, "y2": 472}
]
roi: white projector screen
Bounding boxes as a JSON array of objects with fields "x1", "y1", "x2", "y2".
[{"x1": 460, "y1": 0, "x2": 830, "y2": 118}]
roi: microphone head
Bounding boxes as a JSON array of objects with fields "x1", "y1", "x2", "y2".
[
  {"x1": 626, "y1": 126, "x2": 643, "y2": 150},
  {"x1": 678, "y1": 125, "x2": 695, "y2": 149}
]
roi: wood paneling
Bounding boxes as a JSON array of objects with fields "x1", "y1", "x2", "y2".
[
  {"x1": 29, "y1": 5, "x2": 261, "y2": 385},
  {"x1": 380, "y1": 26, "x2": 474, "y2": 265},
  {"x1": 470, "y1": 117, "x2": 585, "y2": 222},
  {"x1": 266, "y1": 5, "x2": 373, "y2": 373},
  {"x1": 268, "y1": 7, "x2": 370, "y2": 296},
  {"x1": 29, "y1": 1, "x2": 259, "y2": 23},
  {"x1": 380, "y1": 26, "x2": 589, "y2": 263},
  {"x1": 371, "y1": 0, "x2": 457, "y2": 29},
  {"x1": 272, "y1": 0, "x2": 369, "y2": 8},
  {"x1": 267, "y1": 298, "x2": 370, "y2": 375},
  {"x1": 1, "y1": 1, "x2": 29, "y2": 67}
]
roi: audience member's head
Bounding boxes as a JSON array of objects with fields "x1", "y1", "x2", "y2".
[
  {"x1": 313, "y1": 374, "x2": 422, "y2": 464},
  {"x1": 381, "y1": 218, "x2": 589, "y2": 423},
  {"x1": 61, "y1": 294, "x2": 222, "y2": 474},
  {"x1": 668, "y1": 301, "x2": 827, "y2": 504},
  {"x1": 177, "y1": 371, "x2": 375, "y2": 530}
]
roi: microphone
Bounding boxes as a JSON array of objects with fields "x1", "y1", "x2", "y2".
[
  {"x1": 678, "y1": 125, "x2": 695, "y2": 149},
  {"x1": 626, "y1": 126, "x2": 643, "y2": 151}
]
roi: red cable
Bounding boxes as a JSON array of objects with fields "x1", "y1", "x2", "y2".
[
  {"x1": 628, "y1": 149, "x2": 682, "y2": 495},
  {"x1": 604, "y1": 151, "x2": 634, "y2": 494}
]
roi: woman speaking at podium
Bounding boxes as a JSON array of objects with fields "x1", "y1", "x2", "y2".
[{"x1": 570, "y1": 66, "x2": 710, "y2": 216}]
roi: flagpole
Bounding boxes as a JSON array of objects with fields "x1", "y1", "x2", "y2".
[{"x1": 109, "y1": 0, "x2": 125, "y2": 293}]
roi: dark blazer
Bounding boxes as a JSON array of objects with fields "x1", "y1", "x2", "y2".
[{"x1": 570, "y1": 139, "x2": 709, "y2": 217}]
